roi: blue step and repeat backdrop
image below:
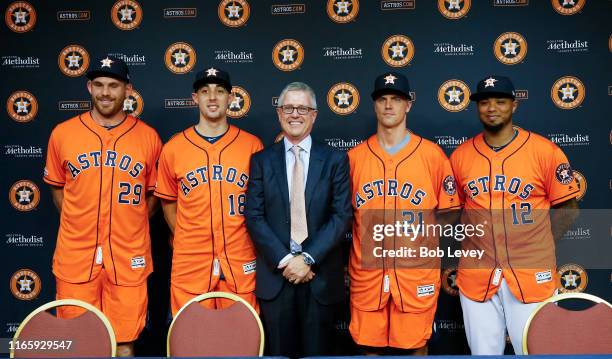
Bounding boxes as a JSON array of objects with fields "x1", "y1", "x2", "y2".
[{"x1": 2, "y1": 0, "x2": 611, "y2": 355}]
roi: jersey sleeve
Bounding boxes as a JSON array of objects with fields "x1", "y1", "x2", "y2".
[
  {"x1": 154, "y1": 145, "x2": 178, "y2": 200},
  {"x1": 449, "y1": 150, "x2": 466, "y2": 204},
  {"x1": 545, "y1": 145, "x2": 580, "y2": 206},
  {"x1": 431, "y1": 146, "x2": 461, "y2": 210},
  {"x1": 43, "y1": 128, "x2": 66, "y2": 187},
  {"x1": 146, "y1": 133, "x2": 163, "y2": 192}
]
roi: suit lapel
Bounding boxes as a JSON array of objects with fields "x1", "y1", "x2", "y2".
[
  {"x1": 271, "y1": 142, "x2": 290, "y2": 215},
  {"x1": 305, "y1": 142, "x2": 324, "y2": 212}
]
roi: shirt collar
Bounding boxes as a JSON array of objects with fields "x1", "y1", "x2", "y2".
[{"x1": 284, "y1": 135, "x2": 312, "y2": 154}]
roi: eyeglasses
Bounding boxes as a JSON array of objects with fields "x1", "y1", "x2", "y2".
[{"x1": 278, "y1": 105, "x2": 316, "y2": 115}]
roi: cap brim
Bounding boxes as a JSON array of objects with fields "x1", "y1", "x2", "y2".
[
  {"x1": 470, "y1": 91, "x2": 514, "y2": 101},
  {"x1": 193, "y1": 78, "x2": 232, "y2": 92},
  {"x1": 86, "y1": 71, "x2": 129, "y2": 83},
  {"x1": 371, "y1": 88, "x2": 412, "y2": 101}
]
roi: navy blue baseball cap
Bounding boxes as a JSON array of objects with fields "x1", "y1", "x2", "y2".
[
  {"x1": 470, "y1": 75, "x2": 516, "y2": 101},
  {"x1": 193, "y1": 66, "x2": 232, "y2": 92},
  {"x1": 86, "y1": 55, "x2": 130, "y2": 83},
  {"x1": 371, "y1": 72, "x2": 412, "y2": 100}
]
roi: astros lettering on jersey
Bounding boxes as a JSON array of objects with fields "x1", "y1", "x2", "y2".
[
  {"x1": 44, "y1": 112, "x2": 162, "y2": 285},
  {"x1": 349, "y1": 133, "x2": 460, "y2": 313},
  {"x1": 450, "y1": 127, "x2": 579, "y2": 303},
  {"x1": 155, "y1": 125, "x2": 263, "y2": 297}
]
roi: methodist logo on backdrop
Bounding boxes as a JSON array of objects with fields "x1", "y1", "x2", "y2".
[
  {"x1": 327, "y1": 0, "x2": 359, "y2": 23},
  {"x1": 6, "y1": 91, "x2": 37, "y2": 123},
  {"x1": 9, "y1": 180, "x2": 40, "y2": 212},
  {"x1": 227, "y1": 86, "x2": 251, "y2": 119},
  {"x1": 215, "y1": 50, "x2": 254, "y2": 63},
  {"x1": 494, "y1": 32, "x2": 527, "y2": 65},
  {"x1": 551, "y1": 76, "x2": 585, "y2": 109},
  {"x1": 547, "y1": 133, "x2": 590, "y2": 147},
  {"x1": 324, "y1": 138, "x2": 363, "y2": 151},
  {"x1": 2, "y1": 56, "x2": 40, "y2": 69},
  {"x1": 438, "y1": 0, "x2": 470, "y2": 19},
  {"x1": 434, "y1": 135, "x2": 468, "y2": 150},
  {"x1": 58, "y1": 44, "x2": 90, "y2": 77},
  {"x1": 108, "y1": 52, "x2": 147, "y2": 66},
  {"x1": 272, "y1": 39, "x2": 304, "y2": 71},
  {"x1": 433, "y1": 42, "x2": 474, "y2": 56},
  {"x1": 271, "y1": 4, "x2": 306, "y2": 15},
  {"x1": 111, "y1": 0, "x2": 142, "y2": 30},
  {"x1": 327, "y1": 83, "x2": 359, "y2": 115},
  {"x1": 5, "y1": 233, "x2": 44, "y2": 247},
  {"x1": 557, "y1": 263, "x2": 587, "y2": 293},
  {"x1": 11, "y1": 269, "x2": 41, "y2": 300},
  {"x1": 5, "y1": 1, "x2": 36, "y2": 33},
  {"x1": 323, "y1": 46, "x2": 363, "y2": 60},
  {"x1": 546, "y1": 39, "x2": 589, "y2": 53},
  {"x1": 218, "y1": 0, "x2": 250, "y2": 27},
  {"x1": 437, "y1": 80, "x2": 470, "y2": 112},
  {"x1": 4, "y1": 145, "x2": 43, "y2": 159},
  {"x1": 551, "y1": 0, "x2": 584, "y2": 15},
  {"x1": 165, "y1": 42, "x2": 196, "y2": 74},
  {"x1": 123, "y1": 89, "x2": 143, "y2": 117},
  {"x1": 381, "y1": 35, "x2": 414, "y2": 67}
]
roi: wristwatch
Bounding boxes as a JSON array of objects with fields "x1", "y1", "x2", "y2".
[{"x1": 302, "y1": 253, "x2": 315, "y2": 266}]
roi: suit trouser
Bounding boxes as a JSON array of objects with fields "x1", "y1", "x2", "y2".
[{"x1": 259, "y1": 281, "x2": 337, "y2": 358}]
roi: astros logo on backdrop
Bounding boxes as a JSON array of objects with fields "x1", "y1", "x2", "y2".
[
  {"x1": 381, "y1": 35, "x2": 414, "y2": 67},
  {"x1": 551, "y1": 0, "x2": 585, "y2": 15},
  {"x1": 572, "y1": 170, "x2": 587, "y2": 201},
  {"x1": 272, "y1": 39, "x2": 304, "y2": 71},
  {"x1": 438, "y1": 0, "x2": 470, "y2": 19},
  {"x1": 218, "y1": 0, "x2": 250, "y2": 27},
  {"x1": 6, "y1": 91, "x2": 38, "y2": 123},
  {"x1": 327, "y1": 83, "x2": 359, "y2": 115},
  {"x1": 9, "y1": 180, "x2": 40, "y2": 212},
  {"x1": 493, "y1": 32, "x2": 527, "y2": 65},
  {"x1": 164, "y1": 42, "x2": 196, "y2": 74},
  {"x1": 5, "y1": 1, "x2": 36, "y2": 32},
  {"x1": 437, "y1": 79, "x2": 470, "y2": 112},
  {"x1": 551, "y1": 76, "x2": 585, "y2": 109},
  {"x1": 557, "y1": 263, "x2": 588, "y2": 293},
  {"x1": 58, "y1": 44, "x2": 90, "y2": 77},
  {"x1": 111, "y1": 0, "x2": 142, "y2": 30},
  {"x1": 10, "y1": 269, "x2": 41, "y2": 300},
  {"x1": 123, "y1": 89, "x2": 144, "y2": 117},
  {"x1": 327, "y1": 0, "x2": 359, "y2": 23},
  {"x1": 441, "y1": 268, "x2": 459, "y2": 296},
  {"x1": 227, "y1": 86, "x2": 251, "y2": 119}
]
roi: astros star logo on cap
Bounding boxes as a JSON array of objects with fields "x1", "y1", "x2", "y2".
[
  {"x1": 484, "y1": 77, "x2": 497, "y2": 88},
  {"x1": 101, "y1": 57, "x2": 114, "y2": 68},
  {"x1": 384, "y1": 74, "x2": 397, "y2": 85},
  {"x1": 206, "y1": 67, "x2": 219, "y2": 77}
]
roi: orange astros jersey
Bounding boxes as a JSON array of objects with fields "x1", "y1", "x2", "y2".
[
  {"x1": 44, "y1": 112, "x2": 162, "y2": 286},
  {"x1": 450, "y1": 127, "x2": 580, "y2": 303},
  {"x1": 348, "y1": 133, "x2": 460, "y2": 313},
  {"x1": 155, "y1": 125, "x2": 263, "y2": 295}
]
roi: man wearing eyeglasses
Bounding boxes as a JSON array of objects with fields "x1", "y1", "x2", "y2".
[{"x1": 246, "y1": 82, "x2": 352, "y2": 357}]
